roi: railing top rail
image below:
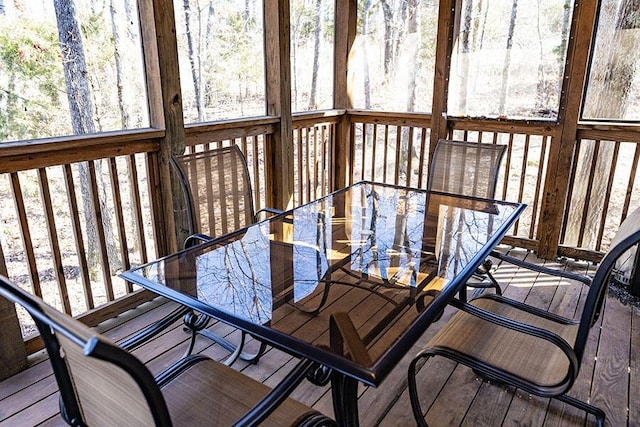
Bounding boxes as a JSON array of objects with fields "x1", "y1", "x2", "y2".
[{"x1": 0, "y1": 129, "x2": 163, "y2": 174}]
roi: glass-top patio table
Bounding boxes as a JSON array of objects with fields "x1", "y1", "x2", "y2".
[{"x1": 121, "y1": 181, "x2": 525, "y2": 426}]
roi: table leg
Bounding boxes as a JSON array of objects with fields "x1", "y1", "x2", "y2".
[{"x1": 331, "y1": 372, "x2": 359, "y2": 427}]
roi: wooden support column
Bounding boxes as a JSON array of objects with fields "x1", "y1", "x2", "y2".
[
  {"x1": 332, "y1": 0, "x2": 357, "y2": 190},
  {"x1": 139, "y1": 0, "x2": 186, "y2": 255},
  {"x1": 264, "y1": 0, "x2": 294, "y2": 211},
  {"x1": 429, "y1": 0, "x2": 457, "y2": 155},
  {"x1": 0, "y1": 244, "x2": 27, "y2": 379},
  {"x1": 536, "y1": 0, "x2": 598, "y2": 258}
]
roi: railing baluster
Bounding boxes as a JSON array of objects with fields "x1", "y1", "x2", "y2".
[
  {"x1": 382, "y1": 125, "x2": 389, "y2": 183},
  {"x1": 595, "y1": 141, "x2": 620, "y2": 252},
  {"x1": 63, "y1": 164, "x2": 93, "y2": 310},
  {"x1": 394, "y1": 126, "x2": 401, "y2": 185},
  {"x1": 87, "y1": 161, "x2": 114, "y2": 302},
  {"x1": 622, "y1": 143, "x2": 640, "y2": 221},
  {"x1": 38, "y1": 168, "x2": 71, "y2": 314},
  {"x1": 417, "y1": 128, "x2": 428, "y2": 189},
  {"x1": 126, "y1": 155, "x2": 148, "y2": 266},
  {"x1": 108, "y1": 158, "x2": 131, "y2": 292},
  {"x1": 371, "y1": 124, "x2": 378, "y2": 183},
  {"x1": 11, "y1": 173, "x2": 41, "y2": 298},
  {"x1": 577, "y1": 140, "x2": 601, "y2": 248},
  {"x1": 406, "y1": 127, "x2": 414, "y2": 188},
  {"x1": 528, "y1": 136, "x2": 548, "y2": 240}
]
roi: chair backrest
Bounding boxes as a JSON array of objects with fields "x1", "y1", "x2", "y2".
[
  {"x1": 574, "y1": 210, "x2": 640, "y2": 360},
  {"x1": 428, "y1": 139, "x2": 507, "y2": 198},
  {"x1": 171, "y1": 145, "x2": 256, "y2": 239},
  {"x1": 0, "y1": 277, "x2": 172, "y2": 427}
]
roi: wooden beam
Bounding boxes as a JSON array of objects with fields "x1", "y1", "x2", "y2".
[
  {"x1": 0, "y1": 244, "x2": 27, "y2": 379},
  {"x1": 264, "y1": 0, "x2": 294, "y2": 210},
  {"x1": 139, "y1": 0, "x2": 186, "y2": 254},
  {"x1": 333, "y1": 0, "x2": 357, "y2": 190},
  {"x1": 429, "y1": 0, "x2": 457, "y2": 151},
  {"x1": 536, "y1": 0, "x2": 599, "y2": 258}
]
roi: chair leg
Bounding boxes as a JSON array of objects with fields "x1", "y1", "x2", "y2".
[
  {"x1": 182, "y1": 312, "x2": 267, "y2": 365},
  {"x1": 408, "y1": 355, "x2": 431, "y2": 427},
  {"x1": 555, "y1": 394, "x2": 605, "y2": 427},
  {"x1": 485, "y1": 270, "x2": 502, "y2": 295}
]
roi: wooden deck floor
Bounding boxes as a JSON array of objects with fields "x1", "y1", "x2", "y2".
[{"x1": 0, "y1": 248, "x2": 637, "y2": 426}]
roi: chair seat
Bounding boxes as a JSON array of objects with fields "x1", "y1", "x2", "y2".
[
  {"x1": 162, "y1": 357, "x2": 318, "y2": 426},
  {"x1": 425, "y1": 297, "x2": 579, "y2": 387}
]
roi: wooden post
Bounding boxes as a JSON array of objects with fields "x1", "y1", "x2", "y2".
[
  {"x1": 138, "y1": 0, "x2": 186, "y2": 255},
  {"x1": 332, "y1": 0, "x2": 357, "y2": 191},
  {"x1": 429, "y1": 0, "x2": 457, "y2": 156},
  {"x1": 0, "y1": 245, "x2": 27, "y2": 379},
  {"x1": 264, "y1": 0, "x2": 294, "y2": 211},
  {"x1": 536, "y1": 0, "x2": 598, "y2": 258}
]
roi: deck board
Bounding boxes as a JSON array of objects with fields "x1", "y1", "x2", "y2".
[{"x1": 0, "y1": 250, "x2": 637, "y2": 426}]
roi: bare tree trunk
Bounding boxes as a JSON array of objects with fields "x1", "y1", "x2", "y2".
[
  {"x1": 183, "y1": 0, "x2": 204, "y2": 121},
  {"x1": 309, "y1": 0, "x2": 322, "y2": 110},
  {"x1": 110, "y1": 0, "x2": 129, "y2": 129},
  {"x1": 123, "y1": 0, "x2": 138, "y2": 42},
  {"x1": 54, "y1": 0, "x2": 100, "y2": 274},
  {"x1": 498, "y1": 0, "x2": 518, "y2": 115},
  {"x1": 558, "y1": 0, "x2": 571, "y2": 78},
  {"x1": 203, "y1": 1, "x2": 215, "y2": 108},
  {"x1": 362, "y1": 0, "x2": 372, "y2": 109},
  {"x1": 566, "y1": 0, "x2": 640, "y2": 247},
  {"x1": 405, "y1": 0, "x2": 420, "y2": 113},
  {"x1": 535, "y1": 1, "x2": 547, "y2": 109},
  {"x1": 380, "y1": 0, "x2": 394, "y2": 77},
  {"x1": 399, "y1": 0, "x2": 421, "y2": 181},
  {"x1": 1, "y1": 71, "x2": 17, "y2": 141},
  {"x1": 457, "y1": 0, "x2": 474, "y2": 113}
]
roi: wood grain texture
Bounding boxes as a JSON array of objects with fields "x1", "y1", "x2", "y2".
[{"x1": 536, "y1": 0, "x2": 599, "y2": 258}]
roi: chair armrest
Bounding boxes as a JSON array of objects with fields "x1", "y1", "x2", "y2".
[
  {"x1": 255, "y1": 207, "x2": 284, "y2": 221},
  {"x1": 448, "y1": 297, "x2": 579, "y2": 390},
  {"x1": 119, "y1": 305, "x2": 191, "y2": 352},
  {"x1": 490, "y1": 250, "x2": 592, "y2": 286},
  {"x1": 232, "y1": 357, "x2": 338, "y2": 427},
  {"x1": 184, "y1": 233, "x2": 214, "y2": 249},
  {"x1": 329, "y1": 312, "x2": 373, "y2": 367}
]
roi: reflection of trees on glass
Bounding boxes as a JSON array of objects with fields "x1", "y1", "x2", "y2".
[
  {"x1": 292, "y1": 199, "x2": 331, "y2": 302},
  {"x1": 196, "y1": 224, "x2": 272, "y2": 324},
  {"x1": 349, "y1": 185, "x2": 428, "y2": 287},
  {"x1": 437, "y1": 208, "x2": 494, "y2": 281}
]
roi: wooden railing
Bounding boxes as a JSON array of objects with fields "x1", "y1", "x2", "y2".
[
  {"x1": 561, "y1": 124, "x2": 640, "y2": 256},
  {"x1": 0, "y1": 130, "x2": 163, "y2": 353},
  {"x1": 447, "y1": 118, "x2": 556, "y2": 251},
  {"x1": 291, "y1": 111, "x2": 341, "y2": 205},
  {"x1": 2, "y1": 110, "x2": 639, "y2": 358},
  {"x1": 346, "y1": 112, "x2": 640, "y2": 261}
]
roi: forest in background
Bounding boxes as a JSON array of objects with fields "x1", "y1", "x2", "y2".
[{"x1": 1, "y1": 0, "x2": 639, "y2": 144}]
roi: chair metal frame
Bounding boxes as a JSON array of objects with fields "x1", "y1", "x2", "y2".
[
  {"x1": 168, "y1": 145, "x2": 281, "y2": 365},
  {"x1": 0, "y1": 276, "x2": 336, "y2": 427},
  {"x1": 428, "y1": 139, "x2": 507, "y2": 295},
  {"x1": 407, "y1": 216, "x2": 640, "y2": 427}
]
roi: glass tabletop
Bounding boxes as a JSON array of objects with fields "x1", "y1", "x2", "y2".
[{"x1": 122, "y1": 181, "x2": 525, "y2": 385}]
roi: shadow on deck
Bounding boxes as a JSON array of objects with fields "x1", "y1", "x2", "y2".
[{"x1": 0, "y1": 248, "x2": 637, "y2": 426}]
